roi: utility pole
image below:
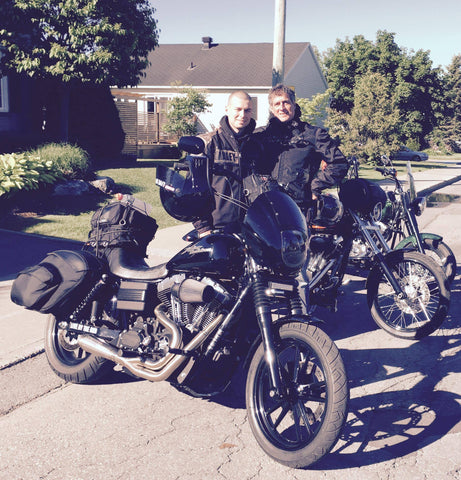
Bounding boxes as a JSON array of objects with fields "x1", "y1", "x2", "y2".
[{"x1": 272, "y1": 0, "x2": 286, "y2": 86}]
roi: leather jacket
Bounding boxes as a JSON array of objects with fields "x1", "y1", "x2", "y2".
[
  {"x1": 193, "y1": 116, "x2": 257, "y2": 234},
  {"x1": 253, "y1": 113, "x2": 348, "y2": 208}
]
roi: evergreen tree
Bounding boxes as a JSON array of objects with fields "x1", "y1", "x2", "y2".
[
  {"x1": 428, "y1": 55, "x2": 461, "y2": 152},
  {"x1": 326, "y1": 72, "x2": 401, "y2": 162},
  {"x1": 323, "y1": 30, "x2": 444, "y2": 152}
]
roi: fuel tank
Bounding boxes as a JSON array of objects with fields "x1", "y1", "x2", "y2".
[{"x1": 167, "y1": 233, "x2": 245, "y2": 277}]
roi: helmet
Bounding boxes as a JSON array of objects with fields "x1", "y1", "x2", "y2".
[
  {"x1": 312, "y1": 194, "x2": 344, "y2": 227},
  {"x1": 156, "y1": 155, "x2": 213, "y2": 222}
]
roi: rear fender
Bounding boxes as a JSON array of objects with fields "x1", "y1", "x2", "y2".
[{"x1": 395, "y1": 232, "x2": 443, "y2": 250}]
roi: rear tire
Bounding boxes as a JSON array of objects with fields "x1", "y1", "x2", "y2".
[
  {"x1": 420, "y1": 238, "x2": 457, "y2": 284},
  {"x1": 367, "y1": 251, "x2": 450, "y2": 339},
  {"x1": 246, "y1": 322, "x2": 348, "y2": 468},
  {"x1": 44, "y1": 314, "x2": 113, "y2": 383}
]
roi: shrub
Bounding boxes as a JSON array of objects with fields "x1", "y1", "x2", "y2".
[
  {"x1": 0, "y1": 152, "x2": 62, "y2": 197},
  {"x1": 35, "y1": 143, "x2": 91, "y2": 179},
  {"x1": 163, "y1": 86, "x2": 211, "y2": 138}
]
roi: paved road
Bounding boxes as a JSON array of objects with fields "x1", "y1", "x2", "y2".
[{"x1": 0, "y1": 168, "x2": 460, "y2": 479}]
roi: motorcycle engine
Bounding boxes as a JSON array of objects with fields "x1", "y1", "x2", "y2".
[
  {"x1": 307, "y1": 234, "x2": 342, "y2": 273},
  {"x1": 157, "y1": 274, "x2": 231, "y2": 333}
]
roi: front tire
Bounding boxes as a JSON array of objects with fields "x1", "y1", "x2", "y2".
[
  {"x1": 246, "y1": 322, "x2": 348, "y2": 469},
  {"x1": 367, "y1": 251, "x2": 450, "y2": 339},
  {"x1": 44, "y1": 314, "x2": 113, "y2": 383}
]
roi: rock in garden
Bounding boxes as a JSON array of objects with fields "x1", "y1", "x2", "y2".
[
  {"x1": 52, "y1": 180, "x2": 92, "y2": 196},
  {"x1": 88, "y1": 176, "x2": 115, "y2": 194}
]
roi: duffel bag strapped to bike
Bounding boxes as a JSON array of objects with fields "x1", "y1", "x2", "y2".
[
  {"x1": 10, "y1": 250, "x2": 105, "y2": 315},
  {"x1": 86, "y1": 196, "x2": 158, "y2": 257}
]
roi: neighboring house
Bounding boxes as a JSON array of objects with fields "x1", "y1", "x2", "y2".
[
  {"x1": 0, "y1": 70, "x2": 44, "y2": 153},
  {"x1": 111, "y1": 37, "x2": 328, "y2": 157}
]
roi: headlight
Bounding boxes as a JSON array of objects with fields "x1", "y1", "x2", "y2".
[
  {"x1": 371, "y1": 201, "x2": 383, "y2": 221},
  {"x1": 281, "y1": 230, "x2": 307, "y2": 269},
  {"x1": 412, "y1": 196, "x2": 426, "y2": 216}
]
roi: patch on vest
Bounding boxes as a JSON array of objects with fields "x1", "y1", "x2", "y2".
[{"x1": 215, "y1": 149, "x2": 241, "y2": 163}]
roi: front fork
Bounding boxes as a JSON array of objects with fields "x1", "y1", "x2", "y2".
[
  {"x1": 351, "y1": 212, "x2": 406, "y2": 298},
  {"x1": 403, "y1": 206, "x2": 426, "y2": 253},
  {"x1": 251, "y1": 271, "x2": 284, "y2": 397}
]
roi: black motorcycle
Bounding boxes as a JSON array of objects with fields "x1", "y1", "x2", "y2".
[
  {"x1": 303, "y1": 176, "x2": 451, "y2": 340},
  {"x1": 348, "y1": 155, "x2": 456, "y2": 283},
  {"x1": 10, "y1": 136, "x2": 348, "y2": 469}
]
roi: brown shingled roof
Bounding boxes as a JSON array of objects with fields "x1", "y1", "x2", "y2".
[{"x1": 139, "y1": 42, "x2": 310, "y2": 87}]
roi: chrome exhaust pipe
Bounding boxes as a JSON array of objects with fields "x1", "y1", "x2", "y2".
[{"x1": 78, "y1": 309, "x2": 224, "y2": 382}]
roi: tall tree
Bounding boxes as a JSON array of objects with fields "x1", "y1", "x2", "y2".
[
  {"x1": 326, "y1": 72, "x2": 401, "y2": 162},
  {"x1": 0, "y1": 0, "x2": 159, "y2": 140},
  {"x1": 428, "y1": 55, "x2": 461, "y2": 152},
  {"x1": 323, "y1": 30, "x2": 443, "y2": 151}
]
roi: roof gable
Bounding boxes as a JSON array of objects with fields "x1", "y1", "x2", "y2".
[{"x1": 139, "y1": 42, "x2": 310, "y2": 87}]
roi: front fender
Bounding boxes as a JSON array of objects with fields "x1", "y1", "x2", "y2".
[{"x1": 395, "y1": 232, "x2": 443, "y2": 250}]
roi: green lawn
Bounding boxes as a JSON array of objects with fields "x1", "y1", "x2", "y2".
[{"x1": 0, "y1": 159, "x2": 182, "y2": 242}]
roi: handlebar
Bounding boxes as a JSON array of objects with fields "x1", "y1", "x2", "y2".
[
  {"x1": 173, "y1": 162, "x2": 190, "y2": 172},
  {"x1": 375, "y1": 166, "x2": 397, "y2": 178}
]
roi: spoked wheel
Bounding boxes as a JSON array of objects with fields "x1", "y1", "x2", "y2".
[
  {"x1": 367, "y1": 251, "x2": 450, "y2": 339},
  {"x1": 246, "y1": 322, "x2": 348, "y2": 469},
  {"x1": 44, "y1": 314, "x2": 112, "y2": 383}
]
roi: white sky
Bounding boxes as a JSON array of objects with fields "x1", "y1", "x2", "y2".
[{"x1": 152, "y1": 0, "x2": 461, "y2": 69}]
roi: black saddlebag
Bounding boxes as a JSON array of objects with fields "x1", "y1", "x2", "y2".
[
  {"x1": 86, "y1": 200, "x2": 158, "y2": 257},
  {"x1": 10, "y1": 250, "x2": 104, "y2": 315}
]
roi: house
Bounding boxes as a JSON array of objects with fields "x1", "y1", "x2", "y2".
[
  {"x1": 111, "y1": 37, "x2": 328, "y2": 157},
  {"x1": 0, "y1": 69, "x2": 124, "y2": 158},
  {"x1": 0, "y1": 71, "x2": 46, "y2": 153}
]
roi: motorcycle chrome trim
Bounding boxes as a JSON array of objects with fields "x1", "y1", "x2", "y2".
[
  {"x1": 350, "y1": 211, "x2": 406, "y2": 297},
  {"x1": 205, "y1": 283, "x2": 250, "y2": 356},
  {"x1": 77, "y1": 309, "x2": 224, "y2": 382}
]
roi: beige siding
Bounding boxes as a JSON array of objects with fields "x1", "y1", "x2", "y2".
[{"x1": 285, "y1": 46, "x2": 328, "y2": 100}]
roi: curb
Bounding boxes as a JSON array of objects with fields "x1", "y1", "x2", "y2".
[{"x1": 418, "y1": 174, "x2": 461, "y2": 197}]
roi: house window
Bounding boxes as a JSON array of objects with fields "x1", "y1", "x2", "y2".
[{"x1": 0, "y1": 76, "x2": 9, "y2": 113}]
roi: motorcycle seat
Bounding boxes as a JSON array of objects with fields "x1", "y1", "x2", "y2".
[{"x1": 106, "y1": 248, "x2": 168, "y2": 281}]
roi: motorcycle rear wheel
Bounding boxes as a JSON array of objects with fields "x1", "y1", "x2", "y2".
[
  {"x1": 246, "y1": 322, "x2": 348, "y2": 468},
  {"x1": 44, "y1": 314, "x2": 113, "y2": 383},
  {"x1": 418, "y1": 237, "x2": 457, "y2": 284},
  {"x1": 367, "y1": 251, "x2": 450, "y2": 339}
]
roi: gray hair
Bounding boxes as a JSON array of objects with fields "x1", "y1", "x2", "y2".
[{"x1": 268, "y1": 84, "x2": 296, "y2": 105}]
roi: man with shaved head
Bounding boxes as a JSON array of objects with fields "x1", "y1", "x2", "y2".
[{"x1": 193, "y1": 90, "x2": 258, "y2": 237}]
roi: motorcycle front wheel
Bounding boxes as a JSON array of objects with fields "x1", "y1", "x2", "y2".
[
  {"x1": 367, "y1": 251, "x2": 450, "y2": 339},
  {"x1": 44, "y1": 314, "x2": 113, "y2": 383},
  {"x1": 245, "y1": 322, "x2": 348, "y2": 469}
]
